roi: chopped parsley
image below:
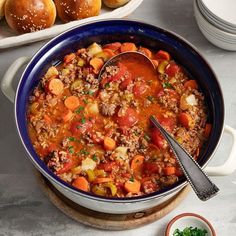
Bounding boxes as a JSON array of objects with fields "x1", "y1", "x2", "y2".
[
  {"x1": 80, "y1": 149, "x2": 89, "y2": 155},
  {"x1": 105, "y1": 83, "x2": 110, "y2": 89},
  {"x1": 162, "y1": 82, "x2": 174, "y2": 89},
  {"x1": 83, "y1": 99, "x2": 89, "y2": 104},
  {"x1": 92, "y1": 154, "x2": 98, "y2": 161},
  {"x1": 173, "y1": 227, "x2": 207, "y2": 236},
  {"x1": 68, "y1": 137, "x2": 75, "y2": 141},
  {"x1": 77, "y1": 125, "x2": 82, "y2": 129},
  {"x1": 81, "y1": 117, "x2": 86, "y2": 124},
  {"x1": 144, "y1": 134, "x2": 151, "y2": 142},
  {"x1": 129, "y1": 176, "x2": 134, "y2": 182},
  {"x1": 75, "y1": 106, "x2": 84, "y2": 114},
  {"x1": 68, "y1": 146, "x2": 74, "y2": 154}
]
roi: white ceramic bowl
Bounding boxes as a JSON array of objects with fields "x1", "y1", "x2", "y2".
[{"x1": 165, "y1": 213, "x2": 216, "y2": 236}]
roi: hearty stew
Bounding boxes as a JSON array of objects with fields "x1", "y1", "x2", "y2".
[{"x1": 27, "y1": 42, "x2": 211, "y2": 197}]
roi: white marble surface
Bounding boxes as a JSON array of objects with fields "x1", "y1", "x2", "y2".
[{"x1": 0, "y1": 0, "x2": 236, "y2": 235}]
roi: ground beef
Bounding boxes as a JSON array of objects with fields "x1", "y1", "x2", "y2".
[{"x1": 100, "y1": 103, "x2": 117, "y2": 116}]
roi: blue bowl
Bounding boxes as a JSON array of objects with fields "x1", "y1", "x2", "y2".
[{"x1": 15, "y1": 19, "x2": 224, "y2": 203}]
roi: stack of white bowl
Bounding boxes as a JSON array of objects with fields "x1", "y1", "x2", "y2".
[{"x1": 194, "y1": 0, "x2": 236, "y2": 51}]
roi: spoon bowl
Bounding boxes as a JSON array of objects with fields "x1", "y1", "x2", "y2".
[{"x1": 98, "y1": 51, "x2": 155, "y2": 81}]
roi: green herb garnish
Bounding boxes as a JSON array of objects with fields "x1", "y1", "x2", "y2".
[
  {"x1": 68, "y1": 137, "x2": 75, "y2": 141},
  {"x1": 80, "y1": 149, "x2": 89, "y2": 155},
  {"x1": 83, "y1": 99, "x2": 89, "y2": 104},
  {"x1": 81, "y1": 117, "x2": 86, "y2": 124},
  {"x1": 173, "y1": 227, "x2": 207, "y2": 236},
  {"x1": 75, "y1": 106, "x2": 84, "y2": 114},
  {"x1": 163, "y1": 82, "x2": 174, "y2": 89},
  {"x1": 92, "y1": 154, "x2": 98, "y2": 161},
  {"x1": 129, "y1": 176, "x2": 134, "y2": 182},
  {"x1": 105, "y1": 83, "x2": 110, "y2": 89},
  {"x1": 68, "y1": 146, "x2": 74, "y2": 154},
  {"x1": 144, "y1": 134, "x2": 151, "y2": 142}
]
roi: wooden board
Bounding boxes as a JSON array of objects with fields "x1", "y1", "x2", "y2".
[{"x1": 36, "y1": 172, "x2": 191, "y2": 230}]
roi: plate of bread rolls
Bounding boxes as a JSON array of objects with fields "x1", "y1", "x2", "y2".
[{"x1": 0, "y1": 0, "x2": 143, "y2": 49}]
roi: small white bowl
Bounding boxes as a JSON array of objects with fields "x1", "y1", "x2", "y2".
[{"x1": 165, "y1": 213, "x2": 216, "y2": 236}]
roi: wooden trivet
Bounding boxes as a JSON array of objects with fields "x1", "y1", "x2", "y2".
[{"x1": 36, "y1": 171, "x2": 190, "y2": 230}]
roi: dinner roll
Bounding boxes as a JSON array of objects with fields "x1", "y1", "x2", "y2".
[
  {"x1": 102, "y1": 0, "x2": 130, "y2": 8},
  {"x1": 0, "y1": 0, "x2": 6, "y2": 19},
  {"x1": 4, "y1": 0, "x2": 56, "y2": 33},
  {"x1": 55, "y1": 0, "x2": 101, "y2": 23}
]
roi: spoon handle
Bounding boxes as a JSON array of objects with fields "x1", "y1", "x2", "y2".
[{"x1": 150, "y1": 116, "x2": 219, "y2": 201}]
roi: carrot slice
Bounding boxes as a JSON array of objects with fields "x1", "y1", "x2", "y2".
[
  {"x1": 72, "y1": 176, "x2": 89, "y2": 192},
  {"x1": 64, "y1": 96, "x2": 80, "y2": 110},
  {"x1": 103, "y1": 42, "x2": 121, "y2": 51},
  {"x1": 155, "y1": 50, "x2": 170, "y2": 60},
  {"x1": 124, "y1": 179, "x2": 141, "y2": 194},
  {"x1": 64, "y1": 53, "x2": 76, "y2": 64},
  {"x1": 120, "y1": 42, "x2": 137, "y2": 52},
  {"x1": 89, "y1": 57, "x2": 104, "y2": 73},
  {"x1": 48, "y1": 78, "x2": 64, "y2": 95},
  {"x1": 103, "y1": 48, "x2": 116, "y2": 58},
  {"x1": 184, "y1": 80, "x2": 198, "y2": 90},
  {"x1": 204, "y1": 123, "x2": 212, "y2": 137},
  {"x1": 163, "y1": 166, "x2": 176, "y2": 175},
  {"x1": 62, "y1": 109, "x2": 73, "y2": 122},
  {"x1": 139, "y1": 47, "x2": 152, "y2": 58},
  {"x1": 93, "y1": 177, "x2": 113, "y2": 184},
  {"x1": 131, "y1": 155, "x2": 144, "y2": 176},
  {"x1": 104, "y1": 137, "x2": 116, "y2": 151}
]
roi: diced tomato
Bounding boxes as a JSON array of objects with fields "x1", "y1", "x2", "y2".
[
  {"x1": 151, "y1": 128, "x2": 167, "y2": 149},
  {"x1": 109, "y1": 63, "x2": 128, "y2": 82},
  {"x1": 97, "y1": 161, "x2": 118, "y2": 172},
  {"x1": 151, "y1": 117, "x2": 175, "y2": 149},
  {"x1": 155, "y1": 50, "x2": 170, "y2": 60},
  {"x1": 178, "y1": 112, "x2": 194, "y2": 129},
  {"x1": 119, "y1": 77, "x2": 133, "y2": 90},
  {"x1": 144, "y1": 162, "x2": 161, "y2": 174},
  {"x1": 56, "y1": 155, "x2": 77, "y2": 175},
  {"x1": 70, "y1": 119, "x2": 93, "y2": 135},
  {"x1": 133, "y1": 82, "x2": 147, "y2": 97},
  {"x1": 165, "y1": 62, "x2": 180, "y2": 77},
  {"x1": 115, "y1": 108, "x2": 139, "y2": 128}
]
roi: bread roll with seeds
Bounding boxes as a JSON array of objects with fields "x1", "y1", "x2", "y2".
[
  {"x1": 102, "y1": 0, "x2": 130, "y2": 8},
  {"x1": 0, "y1": 0, "x2": 6, "y2": 19},
  {"x1": 4, "y1": 0, "x2": 56, "y2": 33},
  {"x1": 55, "y1": 0, "x2": 101, "y2": 23}
]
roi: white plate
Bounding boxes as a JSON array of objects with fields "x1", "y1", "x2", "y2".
[
  {"x1": 200, "y1": 0, "x2": 236, "y2": 27},
  {"x1": 197, "y1": 0, "x2": 236, "y2": 34},
  {"x1": 0, "y1": 0, "x2": 143, "y2": 49}
]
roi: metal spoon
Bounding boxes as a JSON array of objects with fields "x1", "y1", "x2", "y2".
[
  {"x1": 98, "y1": 51, "x2": 155, "y2": 81},
  {"x1": 150, "y1": 115, "x2": 219, "y2": 201}
]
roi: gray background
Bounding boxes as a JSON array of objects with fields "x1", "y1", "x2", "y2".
[{"x1": 0, "y1": 0, "x2": 236, "y2": 235}]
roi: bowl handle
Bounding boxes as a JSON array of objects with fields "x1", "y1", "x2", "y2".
[
  {"x1": 205, "y1": 125, "x2": 236, "y2": 176},
  {"x1": 1, "y1": 57, "x2": 30, "y2": 103}
]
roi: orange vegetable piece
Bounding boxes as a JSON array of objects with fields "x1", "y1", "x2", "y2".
[
  {"x1": 93, "y1": 177, "x2": 113, "y2": 184},
  {"x1": 64, "y1": 96, "x2": 80, "y2": 110},
  {"x1": 139, "y1": 47, "x2": 152, "y2": 58},
  {"x1": 103, "y1": 42, "x2": 121, "y2": 51},
  {"x1": 204, "y1": 123, "x2": 212, "y2": 137},
  {"x1": 151, "y1": 59, "x2": 159, "y2": 68},
  {"x1": 120, "y1": 42, "x2": 137, "y2": 53},
  {"x1": 62, "y1": 109, "x2": 73, "y2": 122},
  {"x1": 48, "y1": 78, "x2": 64, "y2": 95},
  {"x1": 124, "y1": 179, "x2": 141, "y2": 194},
  {"x1": 64, "y1": 53, "x2": 76, "y2": 64},
  {"x1": 155, "y1": 50, "x2": 170, "y2": 60},
  {"x1": 184, "y1": 80, "x2": 198, "y2": 90},
  {"x1": 178, "y1": 112, "x2": 194, "y2": 129},
  {"x1": 103, "y1": 48, "x2": 116, "y2": 58},
  {"x1": 163, "y1": 166, "x2": 176, "y2": 175},
  {"x1": 90, "y1": 57, "x2": 104, "y2": 73},
  {"x1": 131, "y1": 155, "x2": 144, "y2": 176},
  {"x1": 103, "y1": 137, "x2": 116, "y2": 151},
  {"x1": 72, "y1": 176, "x2": 89, "y2": 192}
]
